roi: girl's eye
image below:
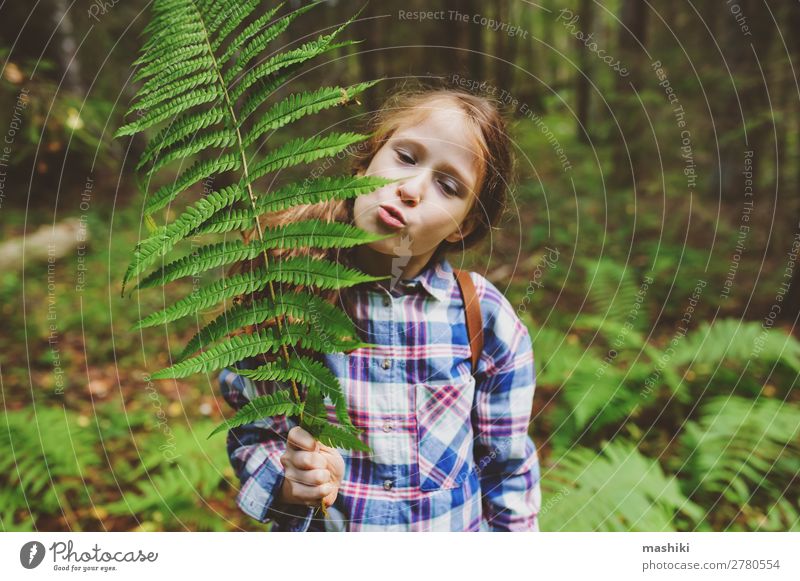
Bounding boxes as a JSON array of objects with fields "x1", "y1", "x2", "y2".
[
  {"x1": 438, "y1": 180, "x2": 458, "y2": 196},
  {"x1": 396, "y1": 149, "x2": 415, "y2": 165}
]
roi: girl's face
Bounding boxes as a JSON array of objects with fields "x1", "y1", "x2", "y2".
[{"x1": 353, "y1": 102, "x2": 484, "y2": 266}]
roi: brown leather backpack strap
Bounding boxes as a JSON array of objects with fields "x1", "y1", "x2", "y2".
[{"x1": 453, "y1": 268, "x2": 484, "y2": 374}]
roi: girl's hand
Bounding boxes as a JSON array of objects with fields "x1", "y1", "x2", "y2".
[{"x1": 278, "y1": 426, "x2": 345, "y2": 508}]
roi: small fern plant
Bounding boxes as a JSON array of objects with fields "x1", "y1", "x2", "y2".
[{"x1": 116, "y1": 1, "x2": 394, "y2": 456}]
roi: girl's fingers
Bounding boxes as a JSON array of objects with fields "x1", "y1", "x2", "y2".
[
  {"x1": 287, "y1": 426, "x2": 318, "y2": 452},
  {"x1": 284, "y1": 465, "x2": 331, "y2": 487},
  {"x1": 283, "y1": 475, "x2": 333, "y2": 504},
  {"x1": 284, "y1": 449, "x2": 327, "y2": 471}
]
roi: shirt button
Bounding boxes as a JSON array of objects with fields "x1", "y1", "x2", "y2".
[
  {"x1": 382, "y1": 422, "x2": 394, "y2": 432},
  {"x1": 381, "y1": 358, "x2": 391, "y2": 369},
  {"x1": 382, "y1": 296, "x2": 391, "y2": 307},
  {"x1": 383, "y1": 479, "x2": 394, "y2": 491}
]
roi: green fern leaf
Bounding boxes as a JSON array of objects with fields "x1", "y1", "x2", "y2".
[
  {"x1": 238, "y1": 354, "x2": 353, "y2": 429},
  {"x1": 210, "y1": 0, "x2": 277, "y2": 53},
  {"x1": 542, "y1": 440, "x2": 703, "y2": 531},
  {"x1": 132, "y1": 70, "x2": 218, "y2": 113},
  {"x1": 177, "y1": 290, "x2": 358, "y2": 361},
  {"x1": 227, "y1": 14, "x2": 358, "y2": 97},
  {"x1": 312, "y1": 422, "x2": 368, "y2": 452},
  {"x1": 137, "y1": 221, "x2": 390, "y2": 289},
  {"x1": 144, "y1": 153, "x2": 240, "y2": 215},
  {"x1": 246, "y1": 132, "x2": 369, "y2": 183},
  {"x1": 145, "y1": 129, "x2": 238, "y2": 176},
  {"x1": 219, "y1": 2, "x2": 315, "y2": 74},
  {"x1": 118, "y1": 87, "x2": 222, "y2": 137},
  {"x1": 132, "y1": 258, "x2": 387, "y2": 330},
  {"x1": 677, "y1": 397, "x2": 800, "y2": 510},
  {"x1": 122, "y1": 185, "x2": 244, "y2": 293},
  {"x1": 137, "y1": 55, "x2": 215, "y2": 98},
  {"x1": 208, "y1": 390, "x2": 301, "y2": 438},
  {"x1": 153, "y1": 323, "x2": 367, "y2": 379},
  {"x1": 194, "y1": 176, "x2": 395, "y2": 236},
  {"x1": 137, "y1": 106, "x2": 227, "y2": 169},
  {"x1": 119, "y1": 0, "x2": 378, "y2": 453},
  {"x1": 243, "y1": 81, "x2": 381, "y2": 147}
]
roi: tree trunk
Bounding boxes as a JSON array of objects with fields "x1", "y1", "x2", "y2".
[{"x1": 575, "y1": 0, "x2": 593, "y2": 143}]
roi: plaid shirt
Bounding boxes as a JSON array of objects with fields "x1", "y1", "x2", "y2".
[{"x1": 219, "y1": 257, "x2": 541, "y2": 531}]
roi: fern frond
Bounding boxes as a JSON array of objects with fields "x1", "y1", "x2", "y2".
[
  {"x1": 153, "y1": 323, "x2": 367, "y2": 379},
  {"x1": 238, "y1": 354, "x2": 354, "y2": 429},
  {"x1": 677, "y1": 397, "x2": 800, "y2": 508},
  {"x1": 227, "y1": 11, "x2": 358, "y2": 98},
  {"x1": 138, "y1": 221, "x2": 390, "y2": 289},
  {"x1": 144, "y1": 153, "x2": 240, "y2": 215},
  {"x1": 120, "y1": 0, "x2": 379, "y2": 454},
  {"x1": 137, "y1": 55, "x2": 215, "y2": 98},
  {"x1": 243, "y1": 81, "x2": 380, "y2": 146},
  {"x1": 218, "y1": 2, "x2": 314, "y2": 72},
  {"x1": 132, "y1": 257, "x2": 387, "y2": 330},
  {"x1": 315, "y1": 422, "x2": 368, "y2": 451},
  {"x1": 122, "y1": 185, "x2": 244, "y2": 293},
  {"x1": 208, "y1": 390, "x2": 301, "y2": 438},
  {"x1": 542, "y1": 440, "x2": 703, "y2": 531},
  {"x1": 138, "y1": 106, "x2": 227, "y2": 169},
  {"x1": 132, "y1": 70, "x2": 218, "y2": 113},
  {"x1": 246, "y1": 132, "x2": 369, "y2": 183},
  {"x1": 116, "y1": 87, "x2": 221, "y2": 137},
  {"x1": 239, "y1": 69, "x2": 296, "y2": 122},
  {"x1": 210, "y1": 0, "x2": 278, "y2": 53},
  {"x1": 153, "y1": 326, "x2": 295, "y2": 379},
  {"x1": 672, "y1": 319, "x2": 800, "y2": 374},
  {"x1": 207, "y1": 0, "x2": 263, "y2": 44},
  {"x1": 145, "y1": 129, "x2": 238, "y2": 176},
  {"x1": 177, "y1": 290, "x2": 358, "y2": 361},
  {"x1": 194, "y1": 176, "x2": 395, "y2": 236}
]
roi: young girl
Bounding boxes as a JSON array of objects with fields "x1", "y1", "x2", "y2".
[{"x1": 219, "y1": 86, "x2": 541, "y2": 532}]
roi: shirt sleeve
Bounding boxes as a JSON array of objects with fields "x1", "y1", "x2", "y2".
[
  {"x1": 219, "y1": 364, "x2": 315, "y2": 532},
  {"x1": 471, "y1": 277, "x2": 542, "y2": 531}
]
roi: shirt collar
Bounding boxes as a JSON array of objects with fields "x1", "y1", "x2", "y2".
[{"x1": 397, "y1": 256, "x2": 455, "y2": 302}]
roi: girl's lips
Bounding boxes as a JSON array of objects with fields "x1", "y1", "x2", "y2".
[{"x1": 377, "y1": 206, "x2": 406, "y2": 229}]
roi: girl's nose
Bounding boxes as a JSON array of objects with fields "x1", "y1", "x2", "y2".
[{"x1": 397, "y1": 174, "x2": 424, "y2": 206}]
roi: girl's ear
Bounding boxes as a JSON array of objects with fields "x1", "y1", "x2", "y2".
[{"x1": 445, "y1": 213, "x2": 479, "y2": 244}]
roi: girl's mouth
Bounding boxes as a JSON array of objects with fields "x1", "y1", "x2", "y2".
[{"x1": 377, "y1": 205, "x2": 406, "y2": 229}]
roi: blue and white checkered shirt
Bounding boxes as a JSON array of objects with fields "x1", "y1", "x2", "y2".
[{"x1": 219, "y1": 256, "x2": 541, "y2": 531}]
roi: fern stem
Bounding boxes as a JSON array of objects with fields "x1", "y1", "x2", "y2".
[{"x1": 189, "y1": 0, "x2": 303, "y2": 413}]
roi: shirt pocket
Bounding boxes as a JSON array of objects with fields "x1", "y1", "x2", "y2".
[{"x1": 415, "y1": 374, "x2": 476, "y2": 491}]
